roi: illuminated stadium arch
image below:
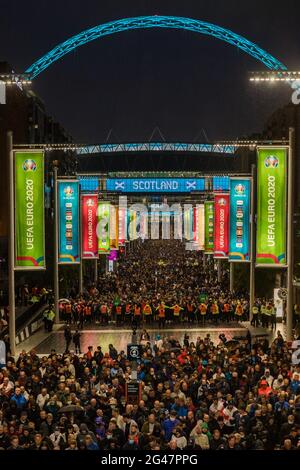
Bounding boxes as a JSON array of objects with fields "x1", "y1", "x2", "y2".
[{"x1": 25, "y1": 15, "x2": 286, "y2": 78}]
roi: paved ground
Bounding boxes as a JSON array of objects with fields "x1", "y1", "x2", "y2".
[{"x1": 14, "y1": 320, "x2": 284, "y2": 355}]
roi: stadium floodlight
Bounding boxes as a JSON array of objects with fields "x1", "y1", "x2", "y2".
[
  {"x1": 0, "y1": 73, "x2": 32, "y2": 85},
  {"x1": 249, "y1": 71, "x2": 300, "y2": 82}
]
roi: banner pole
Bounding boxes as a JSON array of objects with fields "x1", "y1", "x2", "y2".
[
  {"x1": 286, "y1": 128, "x2": 295, "y2": 341},
  {"x1": 217, "y1": 259, "x2": 222, "y2": 283},
  {"x1": 230, "y1": 262, "x2": 234, "y2": 292},
  {"x1": 94, "y1": 258, "x2": 98, "y2": 284},
  {"x1": 79, "y1": 193, "x2": 83, "y2": 295},
  {"x1": 7, "y1": 131, "x2": 16, "y2": 357},
  {"x1": 249, "y1": 164, "x2": 256, "y2": 322},
  {"x1": 53, "y1": 164, "x2": 59, "y2": 324}
]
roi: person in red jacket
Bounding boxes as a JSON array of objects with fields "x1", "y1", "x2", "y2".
[{"x1": 258, "y1": 379, "x2": 272, "y2": 397}]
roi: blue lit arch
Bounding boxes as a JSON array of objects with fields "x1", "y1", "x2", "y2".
[{"x1": 25, "y1": 16, "x2": 286, "y2": 78}]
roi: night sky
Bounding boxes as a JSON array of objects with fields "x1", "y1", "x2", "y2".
[{"x1": 1, "y1": 0, "x2": 300, "y2": 143}]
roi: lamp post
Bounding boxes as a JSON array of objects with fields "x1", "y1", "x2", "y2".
[
  {"x1": 53, "y1": 160, "x2": 59, "y2": 323},
  {"x1": 249, "y1": 164, "x2": 256, "y2": 322},
  {"x1": 286, "y1": 127, "x2": 295, "y2": 341},
  {"x1": 7, "y1": 131, "x2": 16, "y2": 356}
]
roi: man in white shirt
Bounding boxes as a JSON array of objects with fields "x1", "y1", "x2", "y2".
[
  {"x1": 36, "y1": 388, "x2": 50, "y2": 410},
  {"x1": 261, "y1": 369, "x2": 274, "y2": 387},
  {"x1": 0, "y1": 377, "x2": 14, "y2": 397}
]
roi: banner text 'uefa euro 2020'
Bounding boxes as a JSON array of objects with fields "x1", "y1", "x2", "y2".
[
  {"x1": 256, "y1": 147, "x2": 287, "y2": 266},
  {"x1": 14, "y1": 152, "x2": 45, "y2": 269}
]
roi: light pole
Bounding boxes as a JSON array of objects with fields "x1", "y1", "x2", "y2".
[
  {"x1": 79, "y1": 192, "x2": 83, "y2": 295},
  {"x1": 229, "y1": 263, "x2": 234, "y2": 292},
  {"x1": 286, "y1": 127, "x2": 295, "y2": 341},
  {"x1": 249, "y1": 164, "x2": 256, "y2": 322},
  {"x1": 53, "y1": 161, "x2": 59, "y2": 323},
  {"x1": 7, "y1": 131, "x2": 16, "y2": 356}
]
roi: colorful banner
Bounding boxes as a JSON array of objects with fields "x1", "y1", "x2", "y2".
[
  {"x1": 204, "y1": 201, "x2": 214, "y2": 254},
  {"x1": 15, "y1": 151, "x2": 45, "y2": 269},
  {"x1": 118, "y1": 207, "x2": 127, "y2": 245},
  {"x1": 229, "y1": 178, "x2": 250, "y2": 262},
  {"x1": 97, "y1": 202, "x2": 110, "y2": 254},
  {"x1": 110, "y1": 206, "x2": 119, "y2": 250},
  {"x1": 139, "y1": 210, "x2": 148, "y2": 240},
  {"x1": 128, "y1": 208, "x2": 137, "y2": 240},
  {"x1": 184, "y1": 206, "x2": 193, "y2": 241},
  {"x1": 256, "y1": 147, "x2": 287, "y2": 266},
  {"x1": 214, "y1": 193, "x2": 230, "y2": 258},
  {"x1": 195, "y1": 204, "x2": 205, "y2": 250},
  {"x1": 81, "y1": 194, "x2": 98, "y2": 259},
  {"x1": 58, "y1": 180, "x2": 80, "y2": 264}
]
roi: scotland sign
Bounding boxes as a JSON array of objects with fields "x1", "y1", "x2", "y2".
[{"x1": 106, "y1": 178, "x2": 205, "y2": 193}]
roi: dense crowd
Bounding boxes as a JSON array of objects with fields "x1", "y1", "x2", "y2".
[
  {"x1": 56, "y1": 240, "x2": 285, "y2": 329},
  {"x1": 0, "y1": 330, "x2": 300, "y2": 450}
]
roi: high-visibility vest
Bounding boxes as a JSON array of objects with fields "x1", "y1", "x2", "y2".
[
  {"x1": 48, "y1": 310, "x2": 55, "y2": 321},
  {"x1": 100, "y1": 304, "x2": 108, "y2": 314},
  {"x1": 252, "y1": 306, "x2": 259, "y2": 315},
  {"x1": 143, "y1": 304, "x2": 152, "y2": 315},
  {"x1": 211, "y1": 304, "x2": 219, "y2": 314},
  {"x1": 116, "y1": 305, "x2": 122, "y2": 315},
  {"x1": 173, "y1": 305, "x2": 181, "y2": 316},
  {"x1": 187, "y1": 304, "x2": 194, "y2": 313},
  {"x1": 265, "y1": 307, "x2": 272, "y2": 316},
  {"x1": 223, "y1": 303, "x2": 230, "y2": 313},
  {"x1": 134, "y1": 306, "x2": 141, "y2": 316},
  {"x1": 199, "y1": 304, "x2": 207, "y2": 315},
  {"x1": 158, "y1": 306, "x2": 166, "y2": 317},
  {"x1": 235, "y1": 304, "x2": 243, "y2": 316},
  {"x1": 125, "y1": 304, "x2": 131, "y2": 314},
  {"x1": 85, "y1": 306, "x2": 92, "y2": 316}
]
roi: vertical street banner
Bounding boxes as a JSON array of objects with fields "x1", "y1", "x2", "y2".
[
  {"x1": 118, "y1": 207, "x2": 127, "y2": 245},
  {"x1": 214, "y1": 193, "x2": 230, "y2": 258},
  {"x1": 195, "y1": 204, "x2": 205, "y2": 250},
  {"x1": 15, "y1": 151, "x2": 45, "y2": 269},
  {"x1": 256, "y1": 147, "x2": 287, "y2": 266},
  {"x1": 110, "y1": 206, "x2": 119, "y2": 250},
  {"x1": 229, "y1": 178, "x2": 250, "y2": 262},
  {"x1": 58, "y1": 180, "x2": 80, "y2": 264},
  {"x1": 204, "y1": 201, "x2": 214, "y2": 254},
  {"x1": 81, "y1": 194, "x2": 98, "y2": 259},
  {"x1": 184, "y1": 206, "x2": 193, "y2": 241},
  {"x1": 97, "y1": 202, "x2": 110, "y2": 254},
  {"x1": 128, "y1": 208, "x2": 137, "y2": 240}
]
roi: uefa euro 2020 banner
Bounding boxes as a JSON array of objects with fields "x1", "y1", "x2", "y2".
[
  {"x1": 214, "y1": 193, "x2": 230, "y2": 258},
  {"x1": 98, "y1": 202, "x2": 110, "y2": 254},
  {"x1": 110, "y1": 206, "x2": 119, "y2": 250},
  {"x1": 58, "y1": 180, "x2": 80, "y2": 264},
  {"x1": 81, "y1": 194, "x2": 98, "y2": 259},
  {"x1": 229, "y1": 178, "x2": 250, "y2": 262},
  {"x1": 14, "y1": 151, "x2": 45, "y2": 269},
  {"x1": 204, "y1": 201, "x2": 214, "y2": 254},
  {"x1": 256, "y1": 147, "x2": 287, "y2": 266}
]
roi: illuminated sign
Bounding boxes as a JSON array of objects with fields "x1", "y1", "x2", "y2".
[{"x1": 106, "y1": 178, "x2": 205, "y2": 193}]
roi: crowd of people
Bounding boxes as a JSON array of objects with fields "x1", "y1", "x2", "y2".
[
  {"x1": 0, "y1": 330, "x2": 299, "y2": 451},
  {"x1": 58, "y1": 240, "x2": 283, "y2": 329}
]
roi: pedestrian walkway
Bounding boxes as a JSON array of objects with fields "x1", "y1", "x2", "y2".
[{"x1": 15, "y1": 320, "x2": 285, "y2": 355}]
